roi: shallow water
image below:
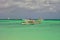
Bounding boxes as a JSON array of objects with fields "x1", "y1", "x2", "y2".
[{"x1": 0, "y1": 20, "x2": 60, "y2": 40}]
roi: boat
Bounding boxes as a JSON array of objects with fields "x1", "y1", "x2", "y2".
[{"x1": 21, "y1": 18, "x2": 43, "y2": 24}]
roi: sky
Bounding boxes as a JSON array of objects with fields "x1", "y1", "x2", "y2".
[{"x1": 0, "y1": 0, "x2": 60, "y2": 19}]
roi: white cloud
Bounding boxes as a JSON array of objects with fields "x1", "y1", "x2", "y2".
[
  {"x1": 0, "y1": 0, "x2": 60, "y2": 12},
  {"x1": 14, "y1": 0, "x2": 60, "y2": 9},
  {"x1": 0, "y1": 0, "x2": 15, "y2": 8}
]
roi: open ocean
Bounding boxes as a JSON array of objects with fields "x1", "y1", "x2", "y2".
[{"x1": 0, "y1": 19, "x2": 60, "y2": 40}]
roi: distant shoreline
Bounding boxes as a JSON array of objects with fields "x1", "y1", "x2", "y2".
[{"x1": 0, "y1": 19, "x2": 60, "y2": 20}]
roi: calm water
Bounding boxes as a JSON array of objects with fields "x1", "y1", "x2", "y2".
[{"x1": 0, "y1": 20, "x2": 60, "y2": 40}]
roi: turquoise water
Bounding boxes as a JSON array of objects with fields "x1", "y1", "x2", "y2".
[{"x1": 0, "y1": 20, "x2": 60, "y2": 40}]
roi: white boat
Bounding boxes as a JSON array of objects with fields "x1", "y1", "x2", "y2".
[{"x1": 21, "y1": 19, "x2": 43, "y2": 24}]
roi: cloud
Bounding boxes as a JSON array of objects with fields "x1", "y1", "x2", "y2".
[
  {"x1": 0, "y1": 0, "x2": 60, "y2": 13},
  {"x1": 0, "y1": 0, "x2": 60, "y2": 19},
  {"x1": 13, "y1": 0, "x2": 60, "y2": 11}
]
